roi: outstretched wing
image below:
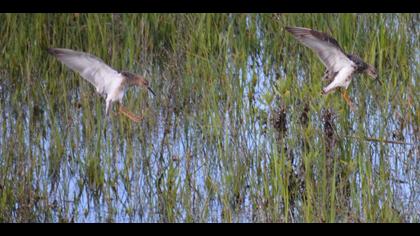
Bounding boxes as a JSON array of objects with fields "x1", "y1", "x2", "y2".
[
  {"x1": 47, "y1": 48, "x2": 121, "y2": 96},
  {"x1": 285, "y1": 26, "x2": 355, "y2": 73}
]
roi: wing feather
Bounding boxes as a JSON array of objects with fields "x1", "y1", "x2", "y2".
[
  {"x1": 47, "y1": 48, "x2": 120, "y2": 96},
  {"x1": 286, "y1": 27, "x2": 355, "y2": 72}
]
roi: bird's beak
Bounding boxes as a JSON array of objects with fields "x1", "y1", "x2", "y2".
[
  {"x1": 367, "y1": 66, "x2": 378, "y2": 80},
  {"x1": 376, "y1": 76, "x2": 382, "y2": 85},
  {"x1": 370, "y1": 72, "x2": 381, "y2": 85},
  {"x1": 147, "y1": 86, "x2": 156, "y2": 97},
  {"x1": 368, "y1": 68, "x2": 381, "y2": 85}
]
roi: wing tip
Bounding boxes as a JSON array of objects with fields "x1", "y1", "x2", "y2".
[
  {"x1": 47, "y1": 47, "x2": 59, "y2": 56},
  {"x1": 47, "y1": 48, "x2": 75, "y2": 57},
  {"x1": 285, "y1": 26, "x2": 296, "y2": 33},
  {"x1": 285, "y1": 26, "x2": 312, "y2": 35}
]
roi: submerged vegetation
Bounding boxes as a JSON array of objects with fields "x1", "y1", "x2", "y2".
[{"x1": 0, "y1": 13, "x2": 418, "y2": 222}]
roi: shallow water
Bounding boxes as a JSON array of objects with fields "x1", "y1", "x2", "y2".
[{"x1": 0, "y1": 13, "x2": 418, "y2": 222}]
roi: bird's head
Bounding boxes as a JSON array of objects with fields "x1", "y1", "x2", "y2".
[
  {"x1": 365, "y1": 64, "x2": 378, "y2": 79},
  {"x1": 137, "y1": 77, "x2": 156, "y2": 96},
  {"x1": 122, "y1": 71, "x2": 156, "y2": 96}
]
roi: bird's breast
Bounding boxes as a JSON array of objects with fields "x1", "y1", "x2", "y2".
[{"x1": 105, "y1": 75, "x2": 125, "y2": 102}]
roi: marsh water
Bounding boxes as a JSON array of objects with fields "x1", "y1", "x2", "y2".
[{"x1": 0, "y1": 13, "x2": 419, "y2": 222}]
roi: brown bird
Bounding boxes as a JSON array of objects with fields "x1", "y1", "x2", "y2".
[
  {"x1": 286, "y1": 27, "x2": 379, "y2": 110},
  {"x1": 47, "y1": 48, "x2": 155, "y2": 122}
]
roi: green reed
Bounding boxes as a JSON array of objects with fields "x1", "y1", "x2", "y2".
[{"x1": 0, "y1": 13, "x2": 418, "y2": 222}]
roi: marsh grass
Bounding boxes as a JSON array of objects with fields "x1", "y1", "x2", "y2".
[{"x1": 0, "y1": 13, "x2": 418, "y2": 222}]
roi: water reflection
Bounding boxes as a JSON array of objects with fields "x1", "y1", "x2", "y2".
[{"x1": 0, "y1": 14, "x2": 418, "y2": 222}]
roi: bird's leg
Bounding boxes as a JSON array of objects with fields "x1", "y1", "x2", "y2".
[
  {"x1": 106, "y1": 99, "x2": 112, "y2": 116},
  {"x1": 118, "y1": 104, "x2": 143, "y2": 122},
  {"x1": 341, "y1": 90, "x2": 356, "y2": 112}
]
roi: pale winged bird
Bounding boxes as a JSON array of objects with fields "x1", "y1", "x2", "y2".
[
  {"x1": 47, "y1": 48, "x2": 155, "y2": 122},
  {"x1": 285, "y1": 27, "x2": 379, "y2": 110}
]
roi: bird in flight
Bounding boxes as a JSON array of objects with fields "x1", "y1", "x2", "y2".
[
  {"x1": 47, "y1": 48, "x2": 155, "y2": 122},
  {"x1": 285, "y1": 26, "x2": 379, "y2": 110}
]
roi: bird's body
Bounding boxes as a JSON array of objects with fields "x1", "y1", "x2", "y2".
[
  {"x1": 47, "y1": 48, "x2": 155, "y2": 121},
  {"x1": 285, "y1": 27, "x2": 378, "y2": 94}
]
